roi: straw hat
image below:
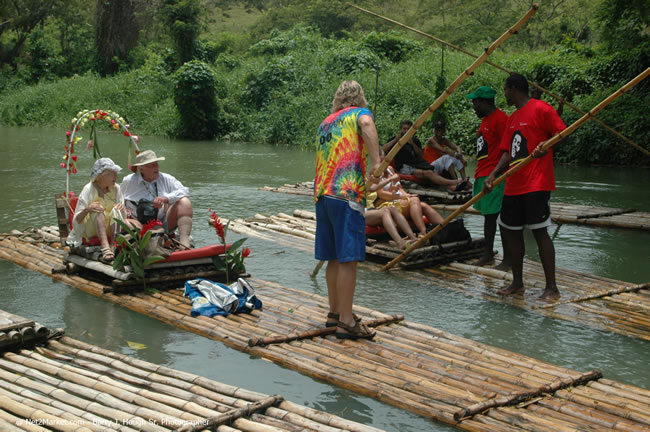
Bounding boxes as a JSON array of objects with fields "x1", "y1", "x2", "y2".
[
  {"x1": 132, "y1": 150, "x2": 165, "y2": 167},
  {"x1": 90, "y1": 158, "x2": 122, "y2": 181}
]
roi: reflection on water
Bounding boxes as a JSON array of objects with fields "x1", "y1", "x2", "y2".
[{"x1": 1, "y1": 126, "x2": 649, "y2": 431}]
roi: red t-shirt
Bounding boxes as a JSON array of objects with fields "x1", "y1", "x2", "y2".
[
  {"x1": 499, "y1": 98, "x2": 566, "y2": 195},
  {"x1": 475, "y1": 108, "x2": 508, "y2": 179}
]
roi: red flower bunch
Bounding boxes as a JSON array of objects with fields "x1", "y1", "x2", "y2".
[
  {"x1": 140, "y1": 219, "x2": 162, "y2": 237},
  {"x1": 209, "y1": 209, "x2": 226, "y2": 244},
  {"x1": 242, "y1": 247, "x2": 251, "y2": 258}
]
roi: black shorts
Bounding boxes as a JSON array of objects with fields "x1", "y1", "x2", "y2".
[{"x1": 498, "y1": 191, "x2": 552, "y2": 230}]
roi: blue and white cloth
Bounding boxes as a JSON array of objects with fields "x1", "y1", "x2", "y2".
[{"x1": 184, "y1": 278, "x2": 262, "y2": 317}]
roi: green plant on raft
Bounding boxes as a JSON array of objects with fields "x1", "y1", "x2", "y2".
[{"x1": 113, "y1": 219, "x2": 165, "y2": 289}]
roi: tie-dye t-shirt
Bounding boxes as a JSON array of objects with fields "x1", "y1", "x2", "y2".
[
  {"x1": 314, "y1": 107, "x2": 372, "y2": 206},
  {"x1": 314, "y1": 106, "x2": 372, "y2": 205}
]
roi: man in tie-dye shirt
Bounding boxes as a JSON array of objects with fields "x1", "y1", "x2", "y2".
[{"x1": 314, "y1": 80, "x2": 380, "y2": 340}]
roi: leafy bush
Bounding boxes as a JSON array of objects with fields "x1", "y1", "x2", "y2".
[
  {"x1": 360, "y1": 31, "x2": 423, "y2": 63},
  {"x1": 173, "y1": 60, "x2": 222, "y2": 139}
]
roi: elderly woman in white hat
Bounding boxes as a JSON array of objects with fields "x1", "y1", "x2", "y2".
[
  {"x1": 68, "y1": 158, "x2": 135, "y2": 263},
  {"x1": 120, "y1": 150, "x2": 193, "y2": 248}
]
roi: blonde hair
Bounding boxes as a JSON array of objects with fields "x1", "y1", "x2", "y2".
[{"x1": 331, "y1": 80, "x2": 368, "y2": 113}]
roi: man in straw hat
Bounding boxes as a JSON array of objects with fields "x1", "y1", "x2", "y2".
[
  {"x1": 314, "y1": 80, "x2": 380, "y2": 340},
  {"x1": 466, "y1": 85, "x2": 510, "y2": 269},
  {"x1": 121, "y1": 150, "x2": 194, "y2": 248},
  {"x1": 483, "y1": 73, "x2": 566, "y2": 301}
]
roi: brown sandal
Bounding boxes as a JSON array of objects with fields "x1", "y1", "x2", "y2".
[
  {"x1": 335, "y1": 320, "x2": 376, "y2": 340},
  {"x1": 325, "y1": 312, "x2": 362, "y2": 328}
]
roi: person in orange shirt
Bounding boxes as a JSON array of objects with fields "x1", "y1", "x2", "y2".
[{"x1": 423, "y1": 121, "x2": 468, "y2": 182}]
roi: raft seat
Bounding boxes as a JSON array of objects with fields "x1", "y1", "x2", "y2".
[
  {"x1": 159, "y1": 244, "x2": 227, "y2": 263},
  {"x1": 68, "y1": 196, "x2": 101, "y2": 246}
]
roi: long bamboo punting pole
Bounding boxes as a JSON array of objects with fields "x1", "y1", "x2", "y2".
[
  {"x1": 453, "y1": 369, "x2": 603, "y2": 421},
  {"x1": 248, "y1": 314, "x2": 404, "y2": 347},
  {"x1": 383, "y1": 67, "x2": 650, "y2": 271},
  {"x1": 370, "y1": 4, "x2": 539, "y2": 177},
  {"x1": 351, "y1": 5, "x2": 650, "y2": 158}
]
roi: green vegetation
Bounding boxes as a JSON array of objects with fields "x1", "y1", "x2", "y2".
[{"x1": 0, "y1": 0, "x2": 648, "y2": 165}]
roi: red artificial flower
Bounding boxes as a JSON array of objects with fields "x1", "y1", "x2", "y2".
[
  {"x1": 140, "y1": 219, "x2": 162, "y2": 237},
  {"x1": 209, "y1": 210, "x2": 226, "y2": 243},
  {"x1": 123, "y1": 131, "x2": 131, "y2": 137},
  {"x1": 242, "y1": 247, "x2": 251, "y2": 258},
  {"x1": 60, "y1": 163, "x2": 66, "y2": 168},
  {"x1": 66, "y1": 131, "x2": 71, "y2": 137},
  {"x1": 72, "y1": 155, "x2": 78, "y2": 161}
]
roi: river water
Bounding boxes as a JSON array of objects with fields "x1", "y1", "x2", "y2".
[{"x1": 1, "y1": 126, "x2": 649, "y2": 431}]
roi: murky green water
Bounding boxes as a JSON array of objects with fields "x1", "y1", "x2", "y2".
[{"x1": 1, "y1": 126, "x2": 649, "y2": 431}]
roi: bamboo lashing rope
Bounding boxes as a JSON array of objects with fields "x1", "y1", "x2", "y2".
[
  {"x1": 453, "y1": 369, "x2": 603, "y2": 421},
  {"x1": 248, "y1": 314, "x2": 404, "y2": 347},
  {"x1": 370, "y1": 4, "x2": 539, "y2": 178},
  {"x1": 382, "y1": 67, "x2": 650, "y2": 270},
  {"x1": 351, "y1": 4, "x2": 650, "y2": 158}
]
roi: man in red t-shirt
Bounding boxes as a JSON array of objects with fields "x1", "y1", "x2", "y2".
[
  {"x1": 483, "y1": 73, "x2": 566, "y2": 301},
  {"x1": 466, "y1": 86, "x2": 510, "y2": 268}
]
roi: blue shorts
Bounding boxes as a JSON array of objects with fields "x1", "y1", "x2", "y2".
[{"x1": 315, "y1": 196, "x2": 366, "y2": 263}]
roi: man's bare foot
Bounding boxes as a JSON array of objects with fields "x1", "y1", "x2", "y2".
[
  {"x1": 495, "y1": 261, "x2": 511, "y2": 271},
  {"x1": 475, "y1": 254, "x2": 495, "y2": 266},
  {"x1": 539, "y1": 287, "x2": 560, "y2": 301},
  {"x1": 497, "y1": 283, "x2": 524, "y2": 296}
]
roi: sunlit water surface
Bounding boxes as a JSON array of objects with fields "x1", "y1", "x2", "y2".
[{"x1": 1, "y1": 126, "x2": 649, "y2": 431}]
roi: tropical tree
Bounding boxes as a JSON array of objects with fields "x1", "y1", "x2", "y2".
[{"x1": 95, "y1": 0, "x2": 142, "y2": 76}]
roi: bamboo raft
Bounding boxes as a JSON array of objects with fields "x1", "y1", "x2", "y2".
[
  {"x1": 1, "y1": 232, "x2": 650, "y2": 431},
  {"x1": 261, "y1": 182, "x2": 650, "y2": 231},
  {"x1": 260, "y1": 180, "x2": 473, "y2": 204},
  {"x1": 226, "y1": 210, "x2": 486, "y2": 269},
  {"x1": 430, "y1": 203, "x2": 650, "y2": 231},
  {"x1": 0, "y1": 311, "x2": 383, "y2": 432},
  {"x1": 223, "y1": 210, "x2": 650, "y2": 342}
]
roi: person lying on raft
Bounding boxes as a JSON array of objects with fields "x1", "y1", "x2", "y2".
[
  {"x1": 366, "y1": 176, "x2": 418, "y2": 250},
  {"x1": 383, "y1": 119, "x2": 469, "y2": 192},
  {"x1": 373, "y1": 164, "x2": 445, "y2": 239},
  {"x1": 67, "y1": 158, "x2": 139, "y2": 264}
]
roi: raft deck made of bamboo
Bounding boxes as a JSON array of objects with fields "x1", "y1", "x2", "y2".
[
  {"x1": 1, "y1": 228, "x2": 650, "y2": 431},
  {"x1": 224, "y1": 210, "x2": 650, "y2": 343},
  {"x1": 0, "y1": 311, "x2": 383, "y2": 432},
  {"x1": 260, "y1": 180, "x2": 472, "y2": 205},
  {"x1": 228, "y1": 210, "x2": 485, "y2": 269},
  {"x1": 430, "y1": 203, "x2": 650, "y2": 231},
  {"x1": 261, "y1": 181, "x2": 650, "y2": 231}
]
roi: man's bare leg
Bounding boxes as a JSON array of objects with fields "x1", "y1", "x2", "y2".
[
  {"x1": 533, "y1": 227, "x2": 560, "y2": 301},
  {"x1": 476, "y1": 213, "x2": 497, "y2": 266},
  {"x1": 167, "y1": 197, "x2": 193, "y2": 247},
  {"x1": 497, "y1": 227, "x2": 525, "y2": 295},
  {"x1": 325, "y1": 260, "x2": 339, "y2": 316}
]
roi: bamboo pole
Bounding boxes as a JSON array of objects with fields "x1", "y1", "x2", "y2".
[
  {"x1": 248, "y1": 315, "x2": 404, "y2": 347},
  {"x1": 370, "y1": 4, "x2": 539, "y2": 177},
  {"x1": 383, "y1": 67, "x2": 650, "y2": 270},
  {"x1": 534, "y1": 283, "x2": 649, "y2": 309},
  {"x1": 350, "y1": 5, "x2": 650, "y2": 158},
  {"x1": 175, "y1": 395, "x2": 283, "y2": 432},
  {"x1": 454, "y1": 369, "x2": 603, "y2": 421},
  {"x1": 575, "y1": 208, "x2": 636, "y2": 219}
]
